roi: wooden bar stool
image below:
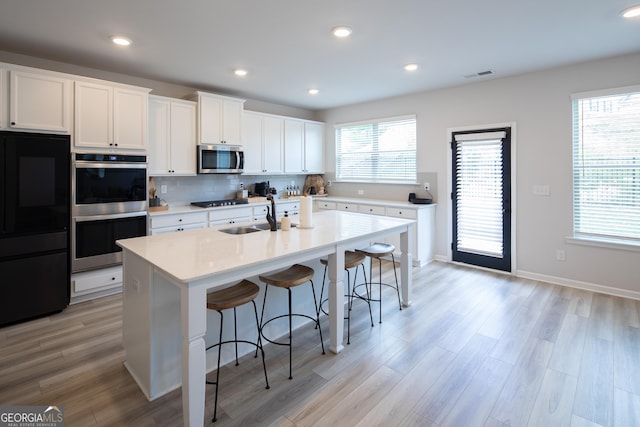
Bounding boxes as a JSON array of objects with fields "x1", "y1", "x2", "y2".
[
  {"x1": 205, "y1": 279, "x2": 269, "y2": 423},
  {"x1": 318, "y1": 250, "x2": 372, "y2": 344},
  {"x1": 355, "y1": 242, "x2": 402, "y2": 324},
  {"x1": 258, "y1": 264, "x2": 325, "y2": 380}
]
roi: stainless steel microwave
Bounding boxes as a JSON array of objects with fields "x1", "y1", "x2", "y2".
[{"x1": 197, "y1": 144, "x2": 244, "y2": 174}]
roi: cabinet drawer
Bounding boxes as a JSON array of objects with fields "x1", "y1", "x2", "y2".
[
  {"x1": 337, "y1": 203, "x2": 358, "y2": 211},
  {"x1": 316, "y1": 201, "x2": 336, "y2": 210},
  {"x1": 359, "y1": 204, "x2": 386, "y2": 215},
  {"x1": 280, "y1": 201, "x2": 300, "y2": 213},
  {"x1": 151, "y1": 222, "x2": 206, "y2": 235},
  {"x1": 385, "y1": 207, "x2": 417, "y2": 219},
  {"x1": 73, "y1": 266, "x2": 122, "y2": 294},
  {"x1": 208, "y1": 207, "x2": 252, "y2": 222},
  {"x1": 150, "y1": 212, "x2": 207, "y2": 229}
]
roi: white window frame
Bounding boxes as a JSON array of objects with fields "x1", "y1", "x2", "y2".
[
  {"x1": 568, "y1": 85, "x2": 640, "y2": 252},
  {"x1": 334, "y1": 114, "x2": 417, "y2": 184}
]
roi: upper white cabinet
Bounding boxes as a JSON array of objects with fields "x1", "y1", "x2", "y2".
[
  {"x1": 148, "y1": 95, "x2": 196, "y2": 176},
  {"x1": 284, "y1": 118, "x2": 324, "y2": 174},
  {"x1": 242, "y1": 111, "x2": 284, "y2": 174},
  {"x1": 75, "y1": 80, "x2": 150, "y2": 150},
  {"x1": 7, "y1": 69, "x2": 72, "y2": 133},
  {"x1": 192, "y1": 91, "x2": 244, "y2": 146}
]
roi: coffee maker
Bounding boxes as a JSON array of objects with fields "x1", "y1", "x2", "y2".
[{"x1": 254, "y1": 181, "x2": 269, "y2": 196}]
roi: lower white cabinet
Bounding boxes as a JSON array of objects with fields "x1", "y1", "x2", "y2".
[
  {"x1": 149, "y1": 211, "x2": 207, "y2": 234},
  {"x1": 278, "y1": 200, "x2": 300, "y2": 220},
  {"x1": 208, "y1": 207, "x2": 253, "y2": 226},
  {"x1": 316, "y1": 198, "x2": 435, "y2": 266},
  {"x1": 71, "y1": 265, "x2": 123, "y2": 302}
]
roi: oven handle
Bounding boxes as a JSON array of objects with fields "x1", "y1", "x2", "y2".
[
  {"x1": 73, "y1": 211, "x2": 147, "y2": 222},
  {"x1": 72, "y1": 161, "x2": 147, "y2": 169}
]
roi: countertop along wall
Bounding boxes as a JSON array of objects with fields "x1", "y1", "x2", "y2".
[{"x1": 318, "y1": 52, "x2": 640, "y2": 298}]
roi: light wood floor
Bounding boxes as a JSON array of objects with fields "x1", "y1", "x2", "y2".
[{"x1": 2, "y1": 261, "x2": 640, "y2": 426}]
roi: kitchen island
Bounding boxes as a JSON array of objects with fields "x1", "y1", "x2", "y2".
[{"x1": 117, "y1": 210, "x2": 414, "y2": 426}]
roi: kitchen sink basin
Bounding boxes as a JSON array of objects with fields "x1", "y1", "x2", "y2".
[
  {"x1": 218, "y1": 222, "x2": 294, "y2": 234},
  {"x1": 218, "y1": 225, "x2": 265, "y2": 235}
]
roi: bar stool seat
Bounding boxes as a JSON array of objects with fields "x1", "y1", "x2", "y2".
[
  {"x1": 258, "y1": 264, "x2": 325, "y2": 380},
  {"x1": 355, "y1": 242, "x2": 402, "y2": 324},
  {"x1": 206, "y1": 280, "x2": 269, "y2": 422},
  {"x1": 318, "y1": 250, "x2": 372, "y2": 344}
]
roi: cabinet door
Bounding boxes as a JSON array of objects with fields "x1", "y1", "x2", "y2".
[
  {"x1": 284, "y1": 119, "x2": 304, "y2": 173},
  {"x1": 199, "y1": 94, "x2": 222, "y2": 144},
  {"x1": 114, "y1": 88, "x2": 147, "y2": 150},
  {"x1": 242, "y1": 112, "x2": 264, "y2": 174},
  {"x1": 263, "y1": 115, "x2": 283, "y2": 174},
  {"x1": 222, "y1": 98, "x2": 243, "y2": 144},
  {"x1": 75, "y1": 81, "x2": 113, "y2": 148},
  {"x1": 170, "y1": 101, "x2": 197, "y2": 175},
  {"x1": 148, "y1": 97, "x2": 171, "y2": 175},
  {"x1": 9, "y1": 70, "x2": 72, "y2": 133},
  {"x1": 304, "y1": 122, "x2": 324, "y2": 173}
]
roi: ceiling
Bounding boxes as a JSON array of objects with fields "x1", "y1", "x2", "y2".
[{"x1": 0, "y1": 0, "x2": 639, "y2": 111}]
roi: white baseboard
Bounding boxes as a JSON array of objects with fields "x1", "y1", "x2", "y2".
[
  {"x1": 516, "y1": 270, "x2": 640, "y2": 301},
  {"x1": 430, "y1": 255, "x2": 640, "y2": 301}
]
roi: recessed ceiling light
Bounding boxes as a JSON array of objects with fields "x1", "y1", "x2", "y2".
[
  {"x1": 308, "y1": 89, "x2": 319, "y2": 95},
  {"x1": 331, "y1": 26, "x2": 352, "y2": 38},
  {"x1": 621, "y1": 4, "x2": 640, "y2": 18},
  {"x1": 111, "y1": 36, "x2": 131, "y2": 46},
  {"x1": 404, "y1": 64, "x2": 418, "y2": 71},
  {"x1": 234, "y1": 69, "x2": 248, "y2": 77}
]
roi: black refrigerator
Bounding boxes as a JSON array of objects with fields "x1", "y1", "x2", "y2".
[{"x1": 0, "y1": 131, "x2": 70, "y2": 326}]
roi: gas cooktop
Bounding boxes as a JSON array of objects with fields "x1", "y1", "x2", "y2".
[{"x1": 190, "y1": 199, "x2": 249, "y2": 208}]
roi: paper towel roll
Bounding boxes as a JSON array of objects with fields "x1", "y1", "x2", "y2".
[{"x1": 299, "y1": 196, "x2": 313, "y2": 228}]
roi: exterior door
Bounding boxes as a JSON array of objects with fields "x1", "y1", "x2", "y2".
[{"x1": 451, "y1": 127, "x2": 512, "y2": 272}]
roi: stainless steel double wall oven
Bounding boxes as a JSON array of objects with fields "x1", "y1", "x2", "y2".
[{"x1": 72, "y1": 153, "x2": 147, "y2": 272}]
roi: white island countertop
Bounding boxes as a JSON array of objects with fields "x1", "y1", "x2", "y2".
[
  {"x1": 117, "y1": 210, "x2": 415, "y2": 427},
  {"x1": 120, "y1": 209, "x2": 413, "y2": 284}
]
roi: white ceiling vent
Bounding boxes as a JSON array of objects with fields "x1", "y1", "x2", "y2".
[{"x1": 464, "y1": 70, "x2": 494, "y2": 78}]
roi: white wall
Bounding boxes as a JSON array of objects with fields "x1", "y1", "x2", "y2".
[{"x1": 319, "y1": 52, "x2": 640, "y2": 296}]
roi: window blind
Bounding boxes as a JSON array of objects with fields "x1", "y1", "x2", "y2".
[
  {"x1": 335, "y1": 115, "x2": 416, "y2": 183},
  {"x1": 572, "y1": 86, "x2": 640, "y2": 244},
  {"x1": 454, "y1": 132, "x2": 506, "y2": 257}
]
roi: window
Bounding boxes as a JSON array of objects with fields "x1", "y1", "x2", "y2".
[
  {"x1": 572, "y1": 86, "x2": 640, "y2": 246},
  {"x1": 335, "y1": 115, "x2": 416, "y2": 183}
]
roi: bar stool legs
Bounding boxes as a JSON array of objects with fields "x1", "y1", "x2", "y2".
[
  {"x1": 318, "y1": 250, "x2": 372, "y2": 344},
  {"x1": 205, "y1": 280, "x2": 269, "y2": 423},
  {"x1": 258, "y1": 264, "x2": 325, "y2": 380},
  {"x1": 355, "y1": 243, "x2": 402, "y2": 324}
]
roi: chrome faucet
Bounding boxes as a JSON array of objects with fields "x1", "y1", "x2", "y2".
[{"x1": 266, "y1": 194, "x2": 277, "y2": 231}]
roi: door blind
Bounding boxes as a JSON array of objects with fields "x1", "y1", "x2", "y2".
[{"x1": 454, "y1": 132, "x2": 506, "y2": 257}]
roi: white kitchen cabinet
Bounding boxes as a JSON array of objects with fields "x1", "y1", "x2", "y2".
[
  {"x1": 278, "y1": 200, "x2": 300, "y2": 220},
  {"x1": 75, "y1": 80, "x2": 149, "y2": 150},
  {"x1": 336, "y1": 202, "x2": 358, "y2": 212},
  {"x1": 315, "y1": 200, "x2": 336, "y2": 210},
  {"x1": 283, "y1": 118, "x2": 325, "y2": 174},
  {"x1": 7, "y1": 69, "x2": 72, "y2": 133},
  {"x1": 358, "y1": 204, "x2": 386, "y2": 216},
  {"x1": 193, "y1": 91, "x2": 244, "y2": 146},
  {"x1": 71, "y1": 265, "x2": 123, "y2": 302},
  {"x1": 315, "y1": 197, "x2": 435, "y2": 266},
  {"x1": 149, "y1": 211, "x2": 207, "y2": 235},
  {"x1": 242, "y1": 111, "x2": 283, "y2": 174},
  {"x1": 208, "y1": 207, "x2": 253, "y2": 226},
  {"x1": 148, "y1": 95, "x2": 196, "y2": 176},
  {"x1": 303, "y1": 121, "x2": 324, "y2": 173}
]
